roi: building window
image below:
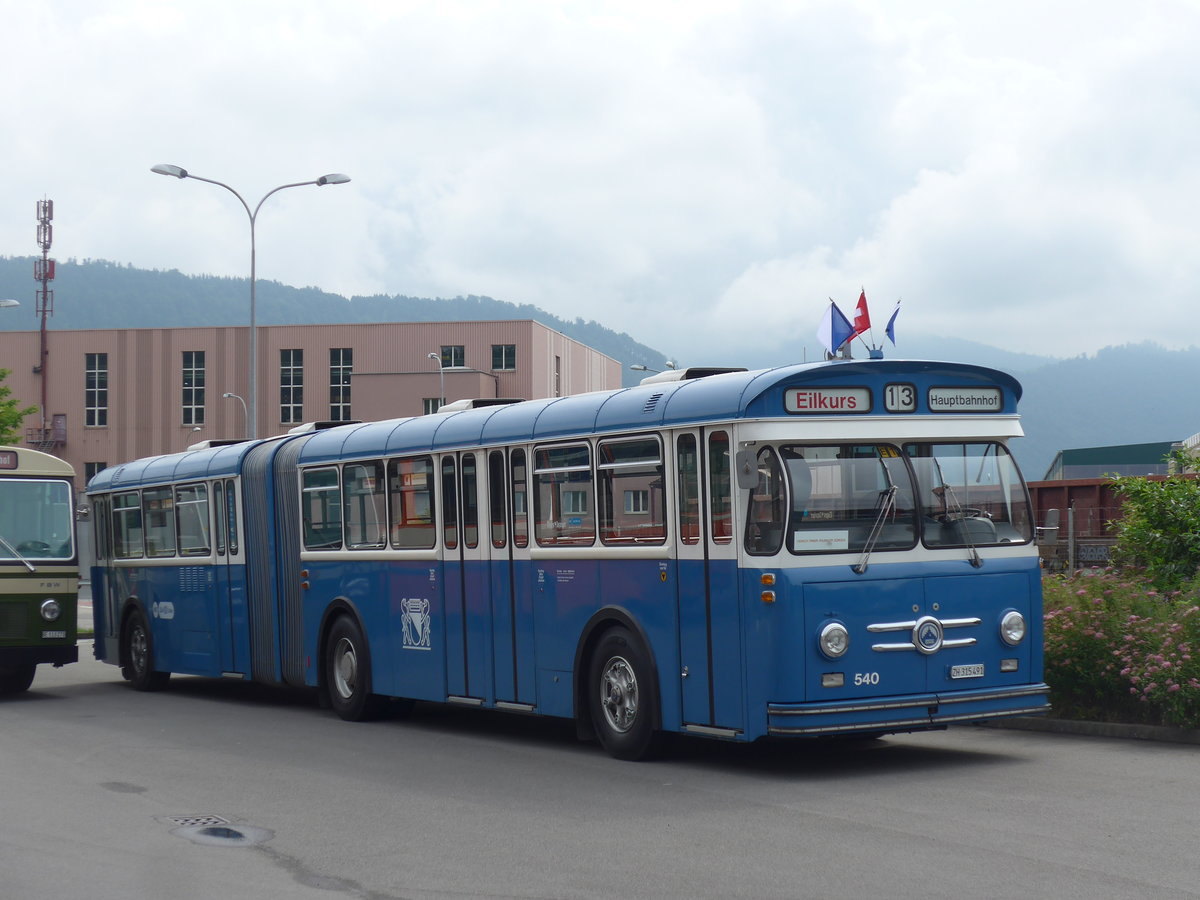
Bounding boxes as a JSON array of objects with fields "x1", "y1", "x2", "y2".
[
  {"x1": 423, "y1": 398, "x2": 442, "y2": 415},
  {"x1": 182, "y1": 350, "x2": 205, "y2": 425},
  {"x1": 280, "y1": 349, "x2": 304, "y2": 424},
  {"x1": 84, "y1": 462, "x2": 107, "y2": 482},
  {"x1": 85, "y1": 352, "x2": 108, "y2": 427},
  {"x1": 492, "y1": 344, "x2": 516, "y2": 371},
  {"x1": 329, "y1": 348, "x2": 352, "y2": 421},
  {"x1": 441, "y1": 345, "x2": 465, "y2": 368}
]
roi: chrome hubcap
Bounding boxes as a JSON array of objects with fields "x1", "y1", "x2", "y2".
[
  {"x1": 600, "y1": 655, "x2": 638, "y2": 733},
  {"x1": 332, "y1": 637, "x2": 358, "y2": 700}
]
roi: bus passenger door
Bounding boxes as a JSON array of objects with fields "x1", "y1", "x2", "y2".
[
  {"x1": 675, "y1": 429, "x2": 744, "y2": 733},
  {"x1": 487, "y1": 449, "x2": 532, "y2": 707},
  {"x1": 213, "y1": 478, "x2": 247, "y2": 675},
  {"x1": 444, "y1": 452, "x2": 492, "y2": 703}
]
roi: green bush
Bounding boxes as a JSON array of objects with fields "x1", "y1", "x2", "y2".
[
  {"x1": 1109, "y1": 448, "x2": 1200, "y2": 590},
  {"x1": 1043, "y1": 570, "x2": 1200, "y2": 728}
]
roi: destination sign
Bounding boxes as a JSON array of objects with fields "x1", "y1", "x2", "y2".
[
  {"x1": 927, "y1": 386, "x2": 1002, "y2": 412},
  {"x1": 784, "y1": 386, "x2": 871, "y2": 414},
  {"x1": 0, "y1": 450, "x2": 16, "y2": 470}
]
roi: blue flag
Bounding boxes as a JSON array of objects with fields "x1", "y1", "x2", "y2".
[
  {"x1": 885, "y1": 300, "x2": 901, "y2": 345},
  {"x1": 818, "y1": 301, "x2": 854, "y2": 355}
]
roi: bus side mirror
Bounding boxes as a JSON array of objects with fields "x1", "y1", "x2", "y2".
[{"x1": 735, "y1": 449, "x2": 759, "y2": 490}]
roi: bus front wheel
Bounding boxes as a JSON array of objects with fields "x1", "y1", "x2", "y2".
[
  {"x1": 324, "y1": 615, "x2": 386, "y2": 722},
  {"x1": 121, "y1": 608, "x2": 170, "y2": 692},
  {"x1": 0, "y1": 663, "x2": 36, "y2": 694},
  {"x1": 588, "y1": 626, "x2": 661, "y2": 761}
]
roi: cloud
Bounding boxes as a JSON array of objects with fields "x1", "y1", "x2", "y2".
[{"x1": 3, "y1": 0, "x2": 1199, "y2": 364}]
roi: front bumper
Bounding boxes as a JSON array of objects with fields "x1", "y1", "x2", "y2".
[{"x1": 767, "y1": 683, "x2": 1051, "y2": 736}]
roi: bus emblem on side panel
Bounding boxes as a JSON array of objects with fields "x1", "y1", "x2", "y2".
[
  {"x1": 913, "y1": 616, "x2": 944, "y2": 655},
  {"x1": 401, "y1": 598, "x2": 431, "y2": 651}
]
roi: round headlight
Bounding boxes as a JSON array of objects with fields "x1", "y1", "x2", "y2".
[
  {"x1": 1000, "y1": 610, "x2": 1026, "y2": 646},
  {"x1": 818, "y1": 622, "x2": 850, "y2": 659},
  {"x1": 40, "y1": 599, "x2": 62, "y2": 622}
]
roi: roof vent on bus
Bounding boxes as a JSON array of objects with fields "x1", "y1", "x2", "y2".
[
  {"x1": 186, "y1": 439, "x2": 252, "y2": 451},
  {"x1": 436, "y1": 398, "x2": 524, "y2": 413},
  {"x1": 637, "y1": 366, "x2": 748, "y2": 385},
  {"x1": 642, "y1": 392, "x2": 664, "y2": 414},
  {"x1": 286, "y1": 420, "x2": 362, "y2": 434}
]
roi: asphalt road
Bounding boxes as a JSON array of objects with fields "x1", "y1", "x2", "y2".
[{"x1": 3, "y1": 647, "x2": 1198, "y2": 900}]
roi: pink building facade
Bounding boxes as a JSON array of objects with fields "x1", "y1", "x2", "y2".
[{"x1": 0, "y1": 320, "x2": 620, "y2": 488}]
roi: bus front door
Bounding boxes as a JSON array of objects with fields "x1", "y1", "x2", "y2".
[{"x1": 675, "y1": 429, "x2": 744, "y2": 734}]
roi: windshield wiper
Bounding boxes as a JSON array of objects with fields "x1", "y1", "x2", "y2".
[
  {"x1": 930, "y1": 456, "x2": 982, "y2": 568},
  {"x1": 0, "y1": 532, "x2": 37, "y2": 573},
  {"x1": 853, "y1": 483, "x2": 897, "y2": 575}
]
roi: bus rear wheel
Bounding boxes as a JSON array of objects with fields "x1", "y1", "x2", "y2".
[
  {"x1": 0, "y1": 663, "x2": 36, "y2": 694},
  {"x1": 325, "y1": 615, "x2": 386, "y2": 722},
  {"x1": 121, "y1": 608, "x2": 170, "y2": 692},
  {"x1": 588, "y1": 626, "x2": 661, "y2": 761}
]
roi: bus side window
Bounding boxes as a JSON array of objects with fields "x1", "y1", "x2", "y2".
[
  {"x1": 533, "y1": 443, "x2": 595, "y2": 547},
  {"x1": 510, "y1": 449, "x2": 528, "y2": 549},
  {"x1": 388, "y1": 456, "x2": 435, "y2": 550},
  {"x1": 112, "y1": 491, "x2": 143, "y2": 559},
  {"x1": 441, "y1": 457, "x2": 458, "y2": 550},
  {"x1": 301, "y1": 468, "x2": 342, "y2": 550},
  {"x1": 343, "y1": 461, "x2": 386, "y2": 549},
  {"x1": 143, "y1": 486, "x2": 177, "y2": 558},
  {"x1": 708, "y1": 431, "x2": 733, "y2": 544},
  {"x1": 677, "y1": 434, "x2": 700, "y2": 545},
  {"x1": 745, "y1": 447, "x2": 785, "y2": 555},
  {"x1": 462, "y1": 453, "x2": 479, "y2": 549},
  {"x1": 175, "y1": 483, "x2": 210, "y2": 557},
  {"x1": 489, "y1": 450, "x2": 507, "y2": 549},
  {"x1": 598, "y1": 436, "x2": 665, "y2": 545},
  {"x1": 225, "y1": 479, "x2": 239, "y2": 555},
  {"x1": 214, "y1": 480, "x2": 226, "y2": 556}
]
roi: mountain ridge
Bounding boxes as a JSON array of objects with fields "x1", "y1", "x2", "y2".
[{"x1": 3, "y1": 255, "x2": 1195, "y2": 479}]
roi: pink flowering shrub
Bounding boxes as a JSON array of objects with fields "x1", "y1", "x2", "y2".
[{"x1": 1042, "y1": 569, "x2": 1200, "y2": 728}]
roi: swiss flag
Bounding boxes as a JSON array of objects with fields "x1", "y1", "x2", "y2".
[{"x1": 852, "y1": 290, "x2": 871, "y2": 337}]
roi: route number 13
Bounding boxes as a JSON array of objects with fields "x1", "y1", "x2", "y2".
[{"x1": 884, "y1": 383, "x2": 916, "y2": 413}]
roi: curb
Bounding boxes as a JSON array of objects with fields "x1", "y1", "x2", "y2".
[{"x1": 980, "y1": 716, "x2": 1200, "y2": 745}]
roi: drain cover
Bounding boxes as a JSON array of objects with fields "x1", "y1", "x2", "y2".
[
  {"x1": 164, "y1": 816, "x2": 274, "y2": 847},
  {"x1": 164, "y1": 815, "x2": 230, "y2": 828}
]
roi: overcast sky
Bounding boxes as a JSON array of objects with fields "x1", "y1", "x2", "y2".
[{"x1": 2, "y1": 0, "x2": 1197, "y2": 364}]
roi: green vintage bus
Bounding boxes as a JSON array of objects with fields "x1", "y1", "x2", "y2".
[{"x1": 0, "y1": 446, "x2": 78, "y2": 693}]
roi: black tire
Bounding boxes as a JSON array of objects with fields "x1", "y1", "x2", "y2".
[
  {"x1": 588, "y1": 626, "x2": 662, "y2": 761},
  {"x1": 121, "y1": 608, "x2": 170, "y2": 692},
  {"x1": 0, "y1": 663, "x2": 36, "y2": 694},
  {"x1": 325, "y1": 615, "x2": 386, "y2": 721}
]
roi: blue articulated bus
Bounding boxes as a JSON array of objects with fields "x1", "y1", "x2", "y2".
[{"x1": 87, "y1": 358, "x2": 1049, "y2": 759}]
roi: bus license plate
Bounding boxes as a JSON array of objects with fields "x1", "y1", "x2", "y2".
[{"x1": 950, "y1": 664, "x2": 985, "y2": 679}]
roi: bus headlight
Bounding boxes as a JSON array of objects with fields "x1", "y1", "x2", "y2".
[
  {"x1": 1000, "y1": 610, "x2": 1026, "y2": 646},
  {"x1": 818, "y1": 622, "x2": 850, "y2": 659},
  {"x1": 40, "y1": 599, "x2": 62, "y2": 622}
]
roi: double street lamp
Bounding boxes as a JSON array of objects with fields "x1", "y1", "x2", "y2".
[{"x1": 151, "y1": 164, "x2": 350, "y2": 439}]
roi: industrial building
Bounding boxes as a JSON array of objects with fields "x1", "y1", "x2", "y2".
[{"x1": 0, "y1": 320, "x2": 620, "y2": 488}]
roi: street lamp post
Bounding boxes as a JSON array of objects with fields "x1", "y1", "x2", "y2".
[
  {"x1": 151, "y1": 164, "x2": 350, "y2": 439},
  {"x1": 222, "y1": 392, "x2": 248, "y2": 439},
  {"x1": 427, "y1": 352, "x2": 444, "y2": 410},
  {"x1": 0, "y1": 299, "x2": 19, "y2": 308}
]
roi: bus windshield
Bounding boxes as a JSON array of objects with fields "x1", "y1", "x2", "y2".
[
  {"x1": 905, "y1": 441, "x2": 1033, "y2": 546},
  {"x1": 0, "y1": 479, "x2": 75, "y2": 561},
  {"x1": 746, "y1": 441, "x2": 1031, "y2": 556}
]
